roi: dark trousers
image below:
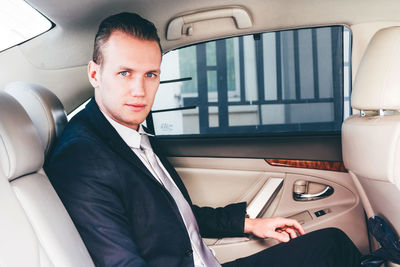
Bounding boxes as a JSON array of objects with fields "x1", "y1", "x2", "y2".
[{"x1": 222, "y1": 228, "x2": 361, "y2": 267}]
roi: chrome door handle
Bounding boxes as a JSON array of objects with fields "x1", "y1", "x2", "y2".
[{"x1": 293, "y1": 184, "x2": 334, "y2": 201}]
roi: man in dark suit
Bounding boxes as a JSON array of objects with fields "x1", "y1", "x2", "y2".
[{"x1": 46, "y1": 12, "x2": 362, "y2": 266}]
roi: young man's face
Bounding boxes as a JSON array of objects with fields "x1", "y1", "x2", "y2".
[{"x1": 88, "y1": 30, "x2": 162, "y2": 130}]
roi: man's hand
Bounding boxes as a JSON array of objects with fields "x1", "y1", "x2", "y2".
[{"x1": 244, "y1": 217, "x2": 305, "y2": 242}]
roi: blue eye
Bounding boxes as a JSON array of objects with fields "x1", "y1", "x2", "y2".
[
  {"x1": 146, "y1": 72, "x2": 156, "y2": 78},
  {"x1": 119, "y1": 71, "x2": 129, "y2": 77}
]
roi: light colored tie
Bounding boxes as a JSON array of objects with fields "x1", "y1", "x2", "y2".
[{"x1": 140, "y1": 136, "x2": 220, "y2": 267}]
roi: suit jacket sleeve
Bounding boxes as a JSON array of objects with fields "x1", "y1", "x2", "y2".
[
  {"x1": 46, "y1": 137, "x2": 147, "y2": 267},
  {"x1": 192, "y1": 203, "x2": 247, "y2": 238}
]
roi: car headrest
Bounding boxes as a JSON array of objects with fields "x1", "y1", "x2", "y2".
[
  {"x1": 352, "y1": 27, "x2": 400, "y2": 111},
  {"x1": 0, "y1": 92, "x2": 44, "y2": 181},
  {"x1": 5, "y1": 82, "x2": 68, "y2": 156}
]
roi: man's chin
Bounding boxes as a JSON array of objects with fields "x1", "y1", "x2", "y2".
[{"x1": 120, "y1": 117, "x2": 144, "y2": 130}]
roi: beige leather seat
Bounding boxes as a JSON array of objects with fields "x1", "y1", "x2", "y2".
[
  {"x1": 0, "y1": 91, "x2": 94, "y2": 266},
  {"x1": 342, "y1": 27, "x2": 400, "y2": 239},
  {"x1": 0, "y1": 143, "x2": 40, "y2": 266},
  {"x1": 5, "y1": 82, "x2": 68, "y2": 156}
]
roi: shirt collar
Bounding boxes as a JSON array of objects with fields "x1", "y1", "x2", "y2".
[{"x1": 101, "y1": 110, "x2": 153, "y2": 149}]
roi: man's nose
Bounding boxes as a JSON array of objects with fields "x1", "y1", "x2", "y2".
[{"x1": 130, "y1": 77, "x2": 145, "y2": 96}]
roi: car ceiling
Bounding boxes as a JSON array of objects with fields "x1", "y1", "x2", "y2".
[
  {"x1": 22, "y1": 0, "x2": 400, "y2": 67},
  {"x1": 1, "y1": 0, "x2": 400, "y2": 111}
]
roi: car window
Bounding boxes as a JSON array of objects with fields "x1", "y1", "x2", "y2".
[{"x1": 151, "y1": 26, "x2": 351, "y2": 137}]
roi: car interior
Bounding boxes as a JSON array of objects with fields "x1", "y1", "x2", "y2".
[{"x1": 0, "y1": 0, "x2": 400, "y2": 266}]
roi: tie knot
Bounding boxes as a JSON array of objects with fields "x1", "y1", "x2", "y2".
[{"x1": 140, "y1": 134, "x2": 152, "y2": 151}]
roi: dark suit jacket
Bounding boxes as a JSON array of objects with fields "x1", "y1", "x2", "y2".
[{"x1": 45, "y1": 98, "x2": 246, "y2": 267}]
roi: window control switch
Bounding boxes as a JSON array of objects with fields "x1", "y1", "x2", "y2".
[{"x1": 314, "y1": 210, "x2": 326, "y2": 217}]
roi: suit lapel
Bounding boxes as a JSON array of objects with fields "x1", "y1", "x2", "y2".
[
  {"x1": 84, "y1": 99, "x2": 194, "y2": 229},
  {"x1": 85, "y1": 99, "x2": 161, "y2": 186}
]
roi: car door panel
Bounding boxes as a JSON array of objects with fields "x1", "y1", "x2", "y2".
[{"x1": 169, "y1": 156, "x2": 369, "y2": 263}]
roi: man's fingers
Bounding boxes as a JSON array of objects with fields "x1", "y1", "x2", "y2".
[
  {"x1": 284, "y1": 227, "x2": 298, "y2": 239},
  {"x1": 275, "y1": 218, "x2": 305, "y2": 235},
  {"x1": 270, "y1": 231, "x2": 290, "y2": 243},
  {"x1": 246, "y1": 217, "x2": 305, "y2": 241}
]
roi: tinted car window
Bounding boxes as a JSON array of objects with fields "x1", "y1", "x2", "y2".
[{"x1": 152, "y1": 26, "x2": 350, "y2": 136}]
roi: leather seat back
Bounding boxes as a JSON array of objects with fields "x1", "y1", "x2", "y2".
[
  {"x1": 5, "y1": 82, "x2": 68, "y2": 156},
  {"x1": 0, "y1": 90, "x2": 94, "y2": 267},
  {"x1": 0, "y1": 93, "x2": 41, "y2": 266},
  {"x1": 342, "y1": 27, "x2": 400, "y2": 236}
]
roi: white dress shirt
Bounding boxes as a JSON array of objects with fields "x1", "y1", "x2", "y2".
[{"x1": 101, "y1": 112, "x2": 206, "y2": 267}]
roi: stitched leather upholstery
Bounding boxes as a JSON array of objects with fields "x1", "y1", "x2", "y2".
[{"x1": 0, "y1": 90, "x2": 94, "y2": 266}]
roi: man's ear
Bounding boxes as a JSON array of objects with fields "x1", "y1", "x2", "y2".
[{"x1": 88, "y1": 60, "x2": 100, "y2": 88}]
